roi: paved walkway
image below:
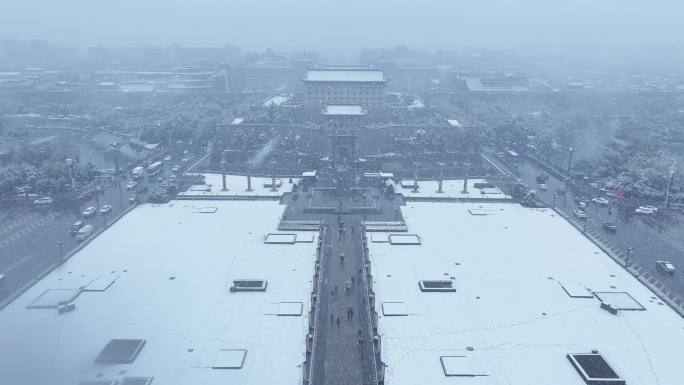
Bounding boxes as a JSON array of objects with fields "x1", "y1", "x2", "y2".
[{"x1": 312, "y1": 213, "x2": 373, "y2": 385}]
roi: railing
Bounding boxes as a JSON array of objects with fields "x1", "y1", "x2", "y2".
[
  {"x1": 304, "y1": 225, "x2": 326, "y2": 384},
  {"x1": 361, "y1": 227, "x2": 382, "y2": 384}
]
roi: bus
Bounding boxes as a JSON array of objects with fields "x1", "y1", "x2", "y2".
[
  {"x1": 147, "y1": 161, "x2": 163, "y2": 176},
  {"x1": 131, "y1": 166, "x2": 145, "y2": 179}
]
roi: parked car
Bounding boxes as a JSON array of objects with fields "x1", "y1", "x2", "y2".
[
  {"x1": 574, "y1": 196, "x2": 588, "y2": 204},
  {"x1": 573, "y1": 209, "x2": 588, "y2": 219},
  {"x1": 172, "y1": 165, "x2": 180, "y2": 172},
  {"x1": 82, "y1": 206, "x2": 97, "y2": 217},
  {"x1": 602, "y1": 222, "x2": 617, "y2": 233},
  {"x1": 591, "y1": 197, "x2": 610, "y2": 205},
  {"x1": 635, "y1": 206, "x2": 656, "y2": 215},
  {"x1": 164, "y1": 155, "x2": 172, "y2": 161},
  {"x1": 126, "y1": 181, "x2": 137, "y2": 190},
  {"x1": 642, "y1": 205, "x2": 659, "y2": 212},
  {"x1": 33, "y1": 196, "x2": 53, "y2": 206},
  {"x1": 76, "y1": 224, "x2": 95, "y2": 241},
  {"x1": 99, "y1": 204, "x2": 113, "y2": 215},
  {"x1": 77, "y1": 190, "x2": 95, "y2": 201},
  {"x1": 69, "y1": 221, "x2": 86, "y2": 236},
  {"x1": 656, "y1": 261, "x2": 676, "y2": 275},
  {"x1": 538, "y1": 183, "x2": 548, "y2": 191}
]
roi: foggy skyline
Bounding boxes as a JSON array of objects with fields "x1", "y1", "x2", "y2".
[{"x1": 1, "y1": 0, "x2": 684, "y2": 69}]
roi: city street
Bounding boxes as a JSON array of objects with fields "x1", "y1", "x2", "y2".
[
  {"x1": 0, "y1": 157, "x2": 186, "y2": 302},
  {"x1": 511, "y1": 156, "x2": 684, "y2": 297}
]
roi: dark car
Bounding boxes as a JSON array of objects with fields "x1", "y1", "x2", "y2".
[
  {"x1": 602, "y1": 222, "x2": 617, "y2": 233},
  {"x1": 69, "y1": 221, "x2": 85, "y2": 236},
  {"x1": 77, "y1": 190, "x2": 96, "y2": 201}
]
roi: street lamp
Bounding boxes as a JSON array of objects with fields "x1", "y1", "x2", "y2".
[
  {"x1": 567, "y1": 147, "x2": 576, "y2": 175},
  {"x1": 221, "y1": 160, "x2": 228, "y2": 191},
  {"x1": 56, "y1": 241, "x2": 64, "y2": 261},
  {"x1": 625, "y1": 247, "x2": 634, "y2": 267},
  {"x1": 437, "y1": 162, "x2": 445, "y2": 193}
]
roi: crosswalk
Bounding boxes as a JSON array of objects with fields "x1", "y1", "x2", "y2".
[{"x1": 0, "y1": 212, "x2": 58, "y2": 249}]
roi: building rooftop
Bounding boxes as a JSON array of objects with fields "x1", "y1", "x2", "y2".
[
  {"x1": 178, "y1": 173, "x2": 299, "y2": 198},
  {"x1": 369, "y1": 202, "x2": 684, "y2": 385},
  {"x1": 391, "y1": 178, "x2": 509, "y2": 199},
  {"x1": 0, "y1": 201, "x2": 316, "y2": 385},
  {"x1": 322, "y1": 105, "x2": 367, "y2": 116},
  {"x1": 305, "y1": 69, "x2": 385, "y2": 82}
]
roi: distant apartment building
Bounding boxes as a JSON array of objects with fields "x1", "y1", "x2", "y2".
[{"x1": 303, "y1": 67, "x2": 387, "y2": 107}]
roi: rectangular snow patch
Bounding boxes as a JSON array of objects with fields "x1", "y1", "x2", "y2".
[
  {"x1": 389, "y1": 234, "x2": 421, "y2": 245},
  {"x1": 468, "y1": 209, "x2": 495, "y2": 216},
  {"x1": 277, "y1": 302, "x2": 303, "y2": 316},
  {"x1": 593, "y1": 292, "x2": 645, "y2": 310},
  {"x1": 559, "y1": 282, "x2": 593, "y2": 298},
  {"x1": 294, "y1": 233, "x2": 315, "y2": 243},
  {"x1": 84, "y1": 275, "x2": 119, "y2": 292},
  {"x1": 371, "y1": 234, "x2": 389, "y2": 243},
  {"x1": 193, "y1": 207, "x2": 218, "y2": 213},
  {"x1": 230, "y1": 279, "x2": 267, "y2": 292},
  {"x1": 189, "y1": 185, "x2": 211, "y2": 192},
  {"x1": 440, "y1": 356, "x2": 484, "y2": 377},
  {"x1": 567, "y1": 353, "x2": 625, "y2": 385},
  {"x1": 27, "y1": 288, "x2": 82, "y2": 309},
  {"x1": 419, "y1": 280, "x2": 456, "y2": 292},
  {"x1": 212, "y1": 349, "x2": 247, "y2": 369},
  {"x1": 120, "y1": 378, "x2": 154, "y2": 385},
  {"x1": 264, "y1": 233, "x2": 296, "y2": 244},
  {"x1": 95, "y1": 339, "x2": 146, "y2": 364},
  {"x1": 400, "y1": 180, "x2": 417, "y2": 188},
  {"x1": 382, "y1": 302, "x2": 408, "y2": 316}
]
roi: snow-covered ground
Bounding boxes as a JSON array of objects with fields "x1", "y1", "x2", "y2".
[
  {"x1": 0, "y1": 201, "x2": 316, "y2": 385},
  {"x1": 178, "y1": 173, "x2": 300, "y2": 198},
  {"x1": 392, "y1": 178, "x2": 510, "y2": 199},
  {"x1": 370, "y1": 202, "x2": 684, "y2": 385}
]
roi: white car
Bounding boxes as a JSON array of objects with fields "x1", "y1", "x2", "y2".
[
  {"x1": 126, "y1": 181, "x2": 137, "y2": 190},
  {"x1": 591, "y1": 197, "x2": 610, "y2": 205},
  {"x1": 642, "y1": 205, "x2": 658, "y2": 212},
  {"x1": 172, "y1": 165, "x2": 180, "y2": 172},
  {"x1": 573, "y1": 209, "x2": 588, "y2": 219},
  {"x1": 99, "y1": 204, "x2": 113, "y2": 215},
  {"x1": 635, "y1": 206, "x2": 656, "y2": 215},
  {"x1": 33, "y1": 196, "x2": 53, "y2": 206},
  {"x1": 538, "y1": 183, "x2": 548, "y2": 191},
  {"x1": 656, "y1": 261, "x2": 676, "y2": 275},
  {"x1": 164, "y1": 155, "x2": 172, "y2": 161},
  {"x1": 82, "y1": 206, "x2": 96, "y2": 217}
]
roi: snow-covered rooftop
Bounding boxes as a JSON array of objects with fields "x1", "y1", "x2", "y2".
[
  {"x1": 322, "y1": 105, "x2": 367, "y2": 116},
  {"x1": 178, "y1": 173, "x2": 299, "y2": 198},
  {"x1": 0, "y1": 201, "x2": 316, "y2": 385},
  {"x1": 369, "y1": 202, "x2": 684, "y2": 385},
  {"x1": 305, "y1": 69, "x2": 385, "y2": 82},
  {"x1": 392, "y1": 178, "x2": 510, "y2": 199}
]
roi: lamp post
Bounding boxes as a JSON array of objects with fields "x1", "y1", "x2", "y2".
[
  {"x1": 664, "y1": 167, "x2": 675, "y2": 208},
  {"x1": 437, "y1": 162, "x2": 445, "y2": 193},
  {"x1": 567, "y1": 147, "x2": 576, "y2": 175},
  {"x1": 221, "y1": 160, "x2": 227, "y2": 191},
  {"x1": 552, "y1": 194, "x2": 558, "y2": 209},
  {"x1": 66, "y1": 158, "x2": 76, "y2": 190},
  {"x1": 270, "y1": 159, "x2": 278, "y2": 192},
  {"x1": 56, "y1": 241, "x2": 64, "y2": 261}
]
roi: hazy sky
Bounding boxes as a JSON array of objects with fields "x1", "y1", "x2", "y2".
[{"x1": 2, "y1": 0, "x2": 683, "y2": 64}]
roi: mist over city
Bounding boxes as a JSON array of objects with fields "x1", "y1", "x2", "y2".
[{"x1": 1, "y1": 2, "x2": 684, "y2": 385}]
